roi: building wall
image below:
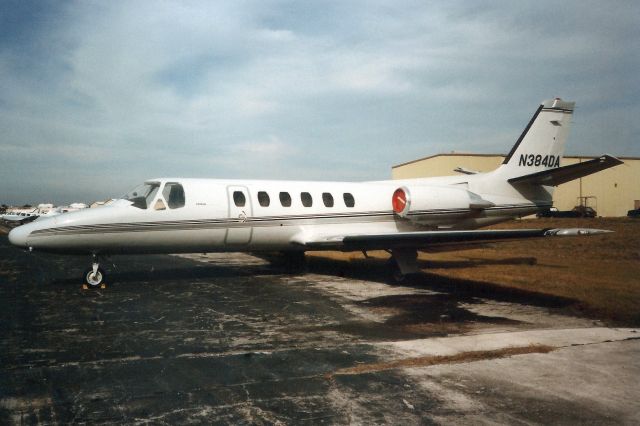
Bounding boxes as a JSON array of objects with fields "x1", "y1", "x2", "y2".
[
  {"x1": 392, "y1": 154, "x2": 503, "y2": 180},
  {"x1": 392, "y1": 154, "x2": 640, "y2": 217}
]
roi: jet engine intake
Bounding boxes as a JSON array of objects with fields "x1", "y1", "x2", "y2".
[{"x1": 392, "y1": 185, "x2": 493, "y2": 223}]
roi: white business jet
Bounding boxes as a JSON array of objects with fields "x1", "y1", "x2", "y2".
[
  {"x1": 8, "y1": 98, "x2": 622, "y2": 287},
  {"x1": 2, "y1": 206, "x2": 61, "y2": 225},
  {"x1": 2, "y1": 209, "x2": 40, "y2": 224}
]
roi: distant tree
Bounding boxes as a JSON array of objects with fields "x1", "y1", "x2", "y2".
[{"x1": 22, "y1": 204, "x2": 32, "y2": 208}]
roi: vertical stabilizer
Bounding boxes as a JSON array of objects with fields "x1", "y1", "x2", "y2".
[{"x1": 498, "y1": 98, "x2": 574, "y2": 179}]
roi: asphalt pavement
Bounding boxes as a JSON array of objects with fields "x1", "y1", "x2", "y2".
[{"x1": 1, "y1": 235, "x2": 638, "y2": 424}]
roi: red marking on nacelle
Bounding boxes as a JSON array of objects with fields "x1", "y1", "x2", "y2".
[{"x1": 392, "y1": 188, "x2": 407, "y2": 214}]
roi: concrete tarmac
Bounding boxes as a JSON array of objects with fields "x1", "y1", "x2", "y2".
[{"x1": 0, "y1": 235, "x2": 638, "y2": 424}]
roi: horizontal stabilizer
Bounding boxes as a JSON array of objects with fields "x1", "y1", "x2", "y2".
[
  {"x1": 508, "y1": 155, "x2": 623, "y2": 186},
  {"x1": 454, "y1": 166, "x2": 480, "y2": 175},
  {"x1": 302, "y1": 228, "x2": 612, "y2": 251}
]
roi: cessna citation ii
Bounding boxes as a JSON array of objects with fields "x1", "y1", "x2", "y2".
[{"x1": 8, "y1": 98, "x2": 622, "y2": 287}]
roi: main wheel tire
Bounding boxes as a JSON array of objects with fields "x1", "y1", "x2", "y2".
[
  {"x1": 281, "y1": 251, "x2": 307, "y2": 274},
  {"x1": 83, "y1": 267, "x2": 105, "y2": 288},
  {"x1": 392, "y1": 268, "x2": 406, "y2": 284}
]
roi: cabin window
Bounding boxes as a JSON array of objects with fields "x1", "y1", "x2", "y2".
[
  {"x1": 163, "y1": 183, "x2": 186, "y2": 209},
  {"x1": 258, "y1": 191, "x2": 270, "y2": 207},
  {"x1": 233, "y1": 191, "x2": 246, "y2": 207},
  {"x1": 279, "y1": 192, "x2": 292, "y2": 207},
  {"x1": 301, "y1": 192, "x2": 313, "y2": 207},
  {"x1": 343, "y1": 193, "x2": 355, "y2": 208},
  {"x1": 322, "y1": 192, "x2": 334, "y2": 207}
]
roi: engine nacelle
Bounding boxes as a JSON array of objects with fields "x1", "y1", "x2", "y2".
[{"x1": 392, "y1": 185, "x2": 493, "y2": 222}]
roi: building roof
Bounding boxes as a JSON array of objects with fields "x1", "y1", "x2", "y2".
[{"x1": 392, "y1": 153, "x2": 640, "y2": 169}]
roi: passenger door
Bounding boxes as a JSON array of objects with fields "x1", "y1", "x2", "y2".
[{"x1": 225, "y1": 186, "x2": 253, "y2": 245}]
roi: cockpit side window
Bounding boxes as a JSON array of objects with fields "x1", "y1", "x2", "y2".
[
  {"x1": 123, "y1": 183, "x2": 160, "y2": 209},
  {"x1": 162, "y1": 183, "x2": 186, "y2": 209}
]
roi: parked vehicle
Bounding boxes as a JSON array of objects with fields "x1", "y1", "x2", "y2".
[
  {"x1": 537, "y1": 207, "x2": 559, "y2": 218},
  {"x1": 572, "y1": 205, "x2": 597, "y2": 218},
  {"x1": 537, "y1": 206, "x2": 597, "y2": 218}
]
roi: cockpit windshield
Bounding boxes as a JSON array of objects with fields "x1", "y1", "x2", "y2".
[{"x1": 122, "y1": 182, "x2": 160, "y2": 209}]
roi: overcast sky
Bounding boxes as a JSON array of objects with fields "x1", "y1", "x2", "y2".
[{"x1": 1, "y1": 1, "x2": 638, "y2": 205}]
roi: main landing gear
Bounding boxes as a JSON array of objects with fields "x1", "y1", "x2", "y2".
[
  {"x1": 386, "y1": 248, "x2": 419, "y2": 284},
  {"x1": 386, "y1": 257, "x2": 407, "y2": 283},
  {"x1": 280, "y1": 251, "x2": 307, "y2": 274},
  {"x1": 83, "y1": 254, "x2": 106, "y2": 289}
]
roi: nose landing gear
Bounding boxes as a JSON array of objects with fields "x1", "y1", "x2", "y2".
[{"x1": 83, "y1": 254, "x2": 106, "y2": 289}]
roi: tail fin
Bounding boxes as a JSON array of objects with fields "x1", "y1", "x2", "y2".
[{"x1": 498, "y1": 98, "x2": 574, "y2": 179}]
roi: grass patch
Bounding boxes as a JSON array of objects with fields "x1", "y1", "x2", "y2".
[{"x1": 308, "y1": 218, "x2": 640, "y2": 326}]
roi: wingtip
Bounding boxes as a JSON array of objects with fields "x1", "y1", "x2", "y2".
[
  {"x1": 545, "y1": 228, "x2": 614, "y2": 236},
  {"x1": 600, "y1": 154, "x2": 624, "y2": 165}
]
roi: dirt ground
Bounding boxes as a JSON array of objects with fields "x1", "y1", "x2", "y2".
[{"x1": 308, "y1": 218, "x2": 640, "y2": 326}]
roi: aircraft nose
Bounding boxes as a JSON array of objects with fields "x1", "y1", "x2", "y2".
[{"x1": 8, "y1": 226, "x2": 30, "y2": 248}]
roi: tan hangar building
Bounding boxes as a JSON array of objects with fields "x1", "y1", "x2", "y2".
[{"x1": 392, "y1": 154, "x2": 640, "y2": 217}]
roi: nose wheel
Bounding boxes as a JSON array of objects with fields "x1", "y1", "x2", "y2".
[{"x1": 83, "y1": 255, "x2": 106, "y2": 288}]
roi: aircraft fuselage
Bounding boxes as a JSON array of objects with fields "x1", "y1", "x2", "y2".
[{"x1": 8, "y1": 177, "x2": 543, "y2": 255}]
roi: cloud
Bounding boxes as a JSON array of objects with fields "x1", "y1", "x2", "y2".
[
  {"x1": 0, "y1": 0, "x2": 638, "y2": 204},
  {"x1": 235, "y1": 135, "x2": 291, "y2": 155}
]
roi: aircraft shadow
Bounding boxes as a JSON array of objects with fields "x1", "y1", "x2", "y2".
[
  {"x1": 423, "y1": 257, "x2": 538, "y2": 268},
  {"x1": 423, "y1": 257, "x2": 567, "y2": 269},
  {"x1": 300, "y1": 290, "x2": 525, "y2": 340},
  {"x1": 47, "y1": 253, "x2": 581, "y2": 332},
  {"x1": 304, "y1": 256, "x2": 578, "y2": 309},
  {"x1": 49, "y1": 259, "x2": 281, "y2": 286},
  {"x1": 299, "y1": 255, "x2": 586, "y2": 339}
]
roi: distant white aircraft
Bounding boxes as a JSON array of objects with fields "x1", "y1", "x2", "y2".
[
  {"x1": 1, "y1": 208, "x2": 40, "y2": 224},
  {"x1": 57, "y1": 203, "x2": 89, "y2": 214},
  {"x1": 1, "y1": 203, "x2": 87, "y2": 225},
  {"x1": 8, "y1": 98, "x2": 622, "y2": 287},
  {"x1": 1, "y1": 206, "x2": 60, "y2": 225}
]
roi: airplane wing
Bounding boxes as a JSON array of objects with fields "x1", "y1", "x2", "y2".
[
  {"x1": 299, "y1": 228, "x2": 612, "y2": 251},
  {"x1": 508, "y1": 154, "x2": 623, "y2": 186}
]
